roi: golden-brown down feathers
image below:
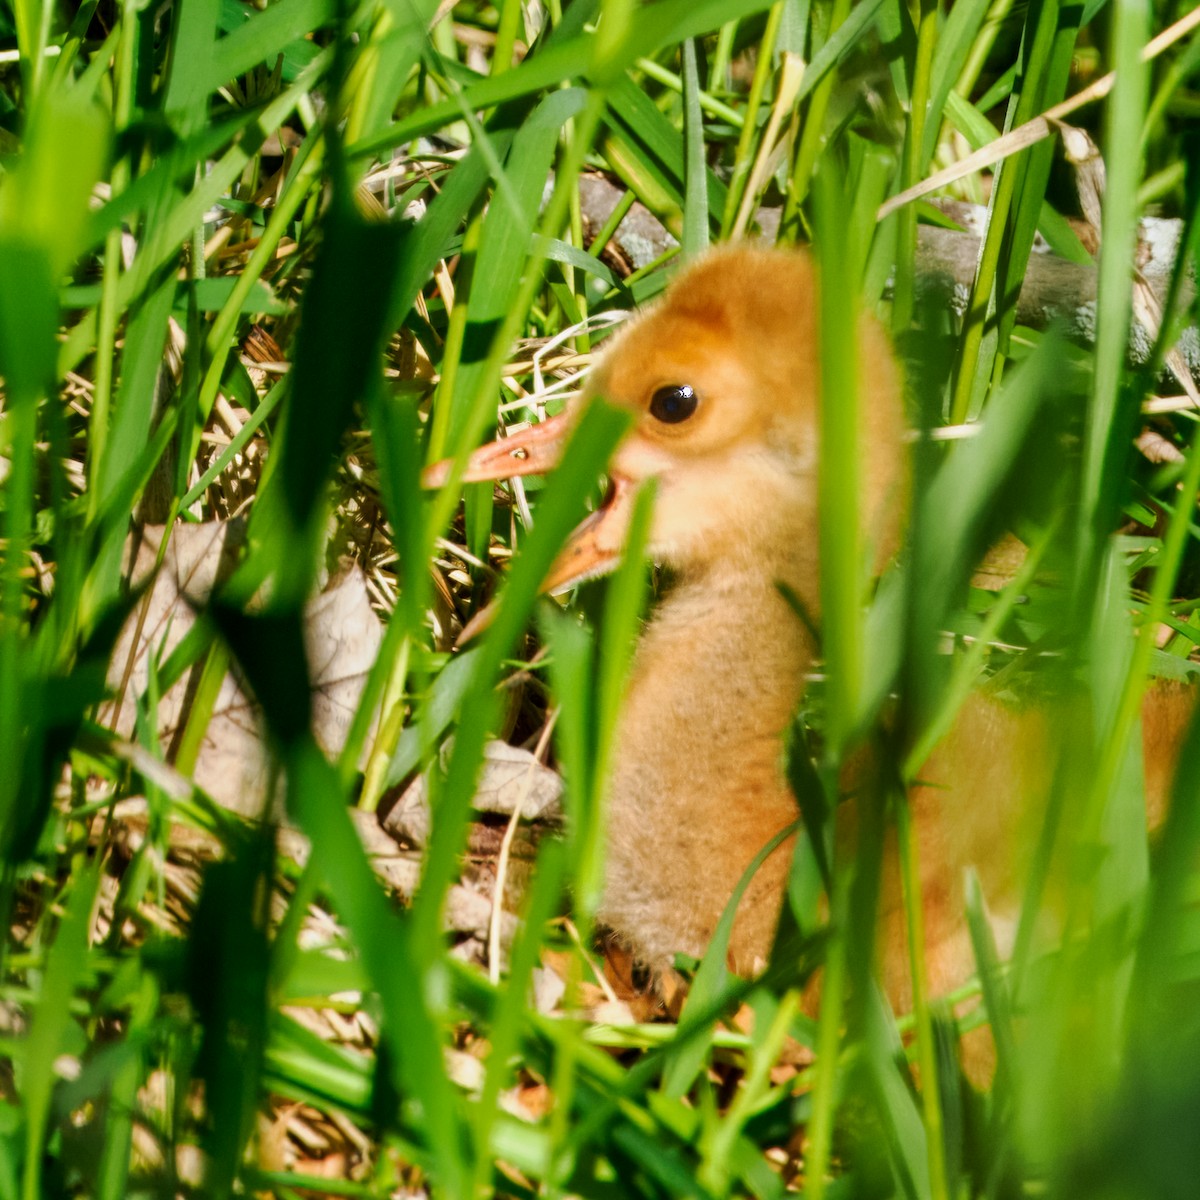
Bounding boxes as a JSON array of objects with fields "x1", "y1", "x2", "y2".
[
  {"x1": 583, "y1": 246, "x2": 906, "y2": 974},
  {"x1": 572, "y1": 246, "x2": 1191, "y2": 1026},
  {"x1": 430, "y1": 244, "x2": 1195, "y2": 1065}
]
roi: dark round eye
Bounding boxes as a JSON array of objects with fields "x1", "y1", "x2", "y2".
[{"x1": 649, "y1": 384, "x2": 698, "y2": 424}]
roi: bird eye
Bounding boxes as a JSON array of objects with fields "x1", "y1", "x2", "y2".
[{"x1": 649, "y1": 384, "x2": 698, "y2": 424}]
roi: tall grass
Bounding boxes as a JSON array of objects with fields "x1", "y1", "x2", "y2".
[{"x1": 0, "y1": 0, "x2": 1198, "y2": 1196}]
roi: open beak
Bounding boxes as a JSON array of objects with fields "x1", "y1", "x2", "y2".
[{"x1": 422, "y1": 412, "x2": 636, "y2": 597}]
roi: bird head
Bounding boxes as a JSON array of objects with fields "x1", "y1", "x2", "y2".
[{"x1": 423, "y1": 245, "x2": 906, "y2": 600}]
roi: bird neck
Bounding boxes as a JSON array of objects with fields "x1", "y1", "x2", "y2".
[
  {"x1": 626, "y1": 553, "x2": 817, "y2": 742},
  {"x1": 671, "y1": 531, "x2": 822, "y2": 630}
]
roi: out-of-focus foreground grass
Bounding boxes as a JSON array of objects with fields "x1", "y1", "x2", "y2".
[{"x1": 1, "y1": 0, "x2": 1199, "y2": 1196}]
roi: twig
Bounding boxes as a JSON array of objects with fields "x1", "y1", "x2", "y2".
[
  {"x1": 488, "y1": 711, "x2": 559, "y2": 983},
  {"x1": 877, "y1": 7, "x2": 1200, "y2": 220}
]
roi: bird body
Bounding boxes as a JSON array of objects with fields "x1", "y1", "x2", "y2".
[
  {"x1": 426, "y1": 244, "x2": 1193, "y2": 1035},
  {"x1": 599, "y1": 559, "x2": 807, "y2": 974},
  {"x1": 544, "y1": 245, "x2": 904, "y2": 974}
]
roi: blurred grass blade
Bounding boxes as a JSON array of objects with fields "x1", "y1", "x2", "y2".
[
  {"x1": 20, "y1": 865, "x2": 103, "y2": 1200},
  {"x1": 287, "y1": 741, "x2": 470, "y2": 1191},
  {"x1": 680, "y1": 39, "x2": 709, "y2": 257},
  {"x1": 908, "y1": 338, "x2": 1056, "y2": 730},
  {"x1": 345, "y1": 0, "x2": 441, "y2": 144},
  {"x1": 472, "y1": 839, "x2": 567, "y2": 1194},
  {"x1": 661, "y1": 823, "x2": 797, "y2": 1098},
  {"x1": 201, "y1": 0, "x2": 338, "y2": 95},
  {"x1": 413, "y1": 400, "x2": 631, "y2": 957},
  {"x1": 964, "y1": 869, "x2": 1019, "y2": 1100},
  {"x1": 11, "y1": 0, "x2": 51, "y2": 97},
  {"x1": 186, "y1": 840, "x2": 273, "y2": 1194},
  {"x1": 815, "y1": 157, "x2": 862, "y2": 747},
  {"x1": 163, "y1": 0, "x2": 219, "y2": 131},
  {"x1": 0, "y1": 89, "x2": 107, "y2": 856},
  {"x1": 240, "y1": 194, "x2": 404, "y2": 606},
  {"x1": 585, "y1": 482, "x2": 654, "y2": 918},
  {"x1": 1076, "y1": 0, "x2": 1150, "y2": 588}
]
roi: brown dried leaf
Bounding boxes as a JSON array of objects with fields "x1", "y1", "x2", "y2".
[
  {"x1": 970, "y1": 533, "x2": 1029, "y2": 592},
  {"x1": 305, "y1": 568, "x2": 384, "y2": 763},
  {"x1": 1136, "y1": 428, "x2": 1186, "y2": 464},
  {"x1": 1055, "y1": 120, "x2": 1104, "y2": 249},
  {"x1": 531, "y1": 965, "x2": 567, "y2": 1015},
  {"x1": 384, "y1": 740, "x2": 563, "y2": 847},
  {"x1": 102, "y1": 521, "x2": 383, "y2": 816}
]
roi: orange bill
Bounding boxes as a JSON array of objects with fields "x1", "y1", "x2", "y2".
[
  {"x1": 423, "y1": 414, "x2": 637, "y2": 601},
  {"x1": 421, "y1": 413, "x2": 574, "y2": 489}
]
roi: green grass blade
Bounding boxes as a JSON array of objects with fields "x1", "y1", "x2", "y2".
[
  {"x1": 414, "y1": 400, "x2": 631, "y2": 958},
  {"x1": 20, "y1": 866, "x2": 103, "y2": 1200},
  {"x1": 680, "y1": 39, "x2": 709, "y2": 257},
  {"x1": 1076, "y1": 0, "x2": 1151, "y2": 583},
  {"x1": 201, "y1": 0, "x2": 338, "y2": 95}
]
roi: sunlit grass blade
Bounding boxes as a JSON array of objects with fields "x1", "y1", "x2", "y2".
[
  {"x1": 907, "y1": 337, "x2": 1056, "y2": 731},
  {"x1": 680, "y1": 39, "x2": 709, "y2": 257},
  {"x1": 1076, "y1": 0, "x2": 1151, "y2": 587},
  {"x1": 202, "y1": 0, "x2": 339, "y2": 94},
  {"x1": 428, "y1": 87, "x2": 588, "y2": 460},
  {"x1": 948, "y1": 0, "x2": 1082, "y2": 423}
]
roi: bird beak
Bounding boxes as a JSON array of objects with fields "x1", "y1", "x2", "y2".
[
  {"x1": 422, "y1": 412, "x2": 635, "y2": 596},
  {"x1": 421, "y1": 413, "x2": 572, "y2": 490}
]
